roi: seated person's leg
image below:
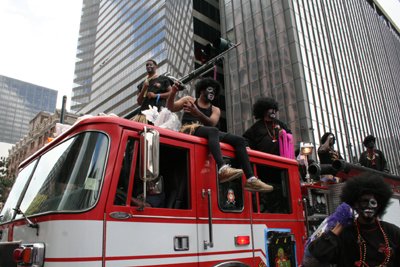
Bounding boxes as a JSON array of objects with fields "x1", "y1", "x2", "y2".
[
  {"x1": 194, "y1": 126, "x2": 225, "y2": 166},
  {"x1": 220, "y1": 133, "x2": 273, "y2": 193},
  {"x1": 194, "y1": 126, "x2": 243, "y2": 183},
  {"x1": 220, "y1": 133, "x2": 253, "y2": 178}
]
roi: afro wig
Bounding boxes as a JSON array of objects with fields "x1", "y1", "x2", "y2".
[
  {"x1": 195, "y1": 77, "x2": 222, "y2": 98},
  {"x1": 252, "y1": 97, "x2": 279, "y2": 120},
  {"x1": 320, "y1": 132, "x2": 335, "y2": 145},
  {"x1": 363, "y1": 135, "x2": 376, "y2": 146},
  {"x1": 340, "y1": 172, "x2": 393, "y2": 218}
]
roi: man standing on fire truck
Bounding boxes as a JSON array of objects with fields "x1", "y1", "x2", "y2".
[
  {"x1": 359, "y1": 135, "x2": 389, "y2": 173},
  {"x1": 318, "y1": 132, "x2": 343, "y2": 164},
  {"x1": 133, "y1": 59, "x2": 173, "y2": 123},
  {"x1": 167, "y1": 78, "x2": 273, "y2": 192}
]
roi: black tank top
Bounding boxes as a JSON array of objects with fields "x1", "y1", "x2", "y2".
[{"x1": 181, "y1": 99, "x2": 213, "y2": 125}]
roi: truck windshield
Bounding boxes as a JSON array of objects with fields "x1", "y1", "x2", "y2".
[{"x1": 1, "y1": 131, "x2": 109, "y2": 222}]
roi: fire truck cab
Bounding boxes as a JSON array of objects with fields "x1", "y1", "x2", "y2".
[{"x1": 0, "y1": 116, "x2": 306, "y2": 266}]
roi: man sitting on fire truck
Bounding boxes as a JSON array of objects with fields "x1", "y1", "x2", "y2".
[
  {"x1": 243, "y1": 97, "x2": 292, "y2": 156},
  {"x1": 166, "y1": 77, "x2": 273, "y2": 192}
]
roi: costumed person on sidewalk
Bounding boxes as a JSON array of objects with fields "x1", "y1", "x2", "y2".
[
  {"x1": 242, "y1": 97, "x2": 291, "y2": 156},
  {"x1": 133, "y1": 59, "x2": 173, "y2": 123},
  {"x1": 167, "y1": 78, "x2": 273, "y2": 192},
  {"x1": 317, "y1": 132, "x2": 343, "y2": 164},
  {"x1": 307, "y1": 173, "x2": 400, "y2": 266},
  {"x1": 359, "y1": 135, "x2": 389, "y2": 173}
]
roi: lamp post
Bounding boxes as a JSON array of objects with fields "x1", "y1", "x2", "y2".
[{"x1": 298, "y1": 142, "x2": 314, "y2": 184}]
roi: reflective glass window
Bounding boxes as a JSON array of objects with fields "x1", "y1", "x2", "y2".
[
  {"x1": 234, "y1": 7, "x2": 243, "y2": 26},
  {"x1": 258, "y1": 57, "x2": 269, "y2": 78},
  {"x1": 272, "y1": 0, "x2": 283, "y2": 15},
  {"x1": 226, "y1": 13, "x2": 234, "y2": 30},
  {"x1": 262, "y1": 6, "x2": 273, "y2": 22},
  {"x1": 239, "y1": 67, "x2": 249, "y2": 87},
  {"x1": 254, "y1": 24, "x2": 265, "y2": 46},
  {"x1": 265, "y1": 19, "x2": 276, "y2": 39},
  {"x1": 243, "y1": 2, "x2": 252, "y2": 20},
  {"x1": 267, "y1": 36, "x2": 277, "y2": 52},
  {"x1": 16, "y1": 132, "x2": 109, "y2": 218}
]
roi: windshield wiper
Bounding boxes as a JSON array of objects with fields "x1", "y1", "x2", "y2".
[{"x1": 13, "y1": 208, "x2": 39, "y2": 236}]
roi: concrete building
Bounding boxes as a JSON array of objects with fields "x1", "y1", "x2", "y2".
[{"x1": 0, "y1": 74, "x2": 58, "y2": 145}]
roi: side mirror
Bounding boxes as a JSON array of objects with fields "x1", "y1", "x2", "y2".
[
  {"x1": 147, "y1": 175, "x2": 163, "y2": 194},
  {"x1": 139, "y1": 127, "x2": 159, "y2": 181}
]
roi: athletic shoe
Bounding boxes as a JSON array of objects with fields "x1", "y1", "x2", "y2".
[
  {"x1": 218, "y1": 165, "x2": 243, "y2": 183},
  {"x1": 244, "y1": 179, "x2": 274, "y2": 192}
]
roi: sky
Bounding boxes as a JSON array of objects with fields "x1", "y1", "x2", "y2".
[
  {"x1": 0, "y1": 0, "x2": 83, "y2": 110},
  {"x1": 0, "y1": 0, "x2": 399, "y2": 111}
]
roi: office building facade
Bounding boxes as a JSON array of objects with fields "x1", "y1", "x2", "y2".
[
  {"x1": 0, "y1": 75, "x2": 58, "y2": 145},
  {"x1": 219, "y1": 0, "x2": 400, "y2": 174}
]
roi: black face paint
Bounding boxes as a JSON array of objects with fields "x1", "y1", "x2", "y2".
[
  {"x1": 204, "y1": 87, "x2": 215, "y2": 101},
  {"x1": 357, "y1": 197, "x2": 378, "y2": 223},
  {"x1": 265, "y1": 109, "x2": 276, "y2": 119},
  {"x1": 366, "y1": 140, "x2": 375, "y2": 149}
]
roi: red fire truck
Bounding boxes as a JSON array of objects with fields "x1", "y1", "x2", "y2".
[
  {"x1": 0, "y1": 116, "x2": 399, "y2": 267},
  {"x1": 0, "y1": 116, "x2": 305, "y2": 266}
]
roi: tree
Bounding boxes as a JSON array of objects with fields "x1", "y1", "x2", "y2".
[{"x1": 0, "y1": 157, "x2": 15, "y2": 203}]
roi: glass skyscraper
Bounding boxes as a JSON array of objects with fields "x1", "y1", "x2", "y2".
[
  {"x1": 219, "y1": 0, "x2": 400, "y2": 174},
  {"x1": 0, "y1": 75, "x2": 58, "y2": 144},
  {"x1": 71, "y1": 0, "x2": 101, "y2": 113}
]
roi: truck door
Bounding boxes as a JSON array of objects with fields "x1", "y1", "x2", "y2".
[
  {"x1": 104, "y1": 129, "x2": 199, "y2": 267},
  {"x1": 195, "y1": 145, "x2": 254, "y2": 267},
  {"x1": 249, "y1": 159, "x2": 305, "y2": 266}
]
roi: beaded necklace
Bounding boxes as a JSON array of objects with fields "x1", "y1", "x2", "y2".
[
  {"x1": 355, "y1": 218, "x2": 390, "y2": 267},
  {"x1": 366, "y1": 150, "x2": 376, "y2": 166},
  {"x1": 328, "y1": 147, "x2": 339, "y2": 160},
  {"x1": 264, "y1": 120, "x2": 277, "y2": 142}
]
